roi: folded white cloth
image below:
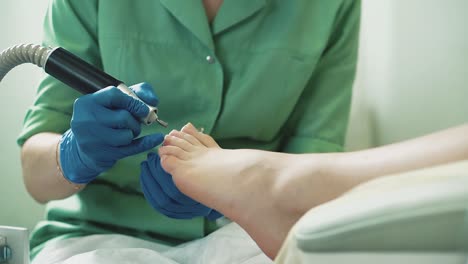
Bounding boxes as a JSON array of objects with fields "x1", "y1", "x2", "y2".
[{"x1": 33, "y1": 222, "x2": 272, "y2": 264}]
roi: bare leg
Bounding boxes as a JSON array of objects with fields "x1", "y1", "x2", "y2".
[
  {"x1": 159, "y1": 123, "x2": 468, "y2": 258},
  {"x1": 158, "y1": 123, "x2": 337, "y2": 258}
]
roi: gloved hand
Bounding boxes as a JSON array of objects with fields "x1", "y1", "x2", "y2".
[
  {"x1": 140, "y1": 152, "x2": 223, "y2": 220},
  {"x1": 60, "y1": 83, "x2": 164, "y2": 184}
]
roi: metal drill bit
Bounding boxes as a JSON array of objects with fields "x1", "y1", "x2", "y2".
[{"x1": 156, "y1": 118, "x2": 169, "y2": 127}]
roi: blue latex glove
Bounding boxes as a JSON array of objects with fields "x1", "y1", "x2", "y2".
[
  {"x1": 140, "y1": 152, "x2": 223, "y2": 220},
  {"x1": 60, "y1": 83, "x2": 164, "y2": 184}
]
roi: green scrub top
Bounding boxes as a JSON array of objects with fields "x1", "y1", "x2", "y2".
[{"x1": 18, "y1": 0, "x2": 360, "y2": 259}]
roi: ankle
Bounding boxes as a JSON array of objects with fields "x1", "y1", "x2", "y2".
[
  {"x1": 271, "y1": 153, "x2": 338, "y2": 215},
  {"x1": 221, "y1": 150, "x2": 279, "y2": 222}
]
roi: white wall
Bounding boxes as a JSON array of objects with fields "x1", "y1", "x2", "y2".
[
  {"x1": 347, "y1": 0, "x2": 468, "y2": 149},
  {"x1": 345, "y1": 0, "x2": 394, "y2": 150},
  {"x1": 378, "y1": 0, "x2": 468, "y2": 143},
  {"x1": 0, "y1": 0, "x2": 48, "y2": 229}
]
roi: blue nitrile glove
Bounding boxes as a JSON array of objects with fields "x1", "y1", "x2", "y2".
[
  {"x1": 60, "y1": 83, "x2": 164, "y2": 184},
  {"x1": 140, "y1": 152, "x2": 223, "y2": 220}
]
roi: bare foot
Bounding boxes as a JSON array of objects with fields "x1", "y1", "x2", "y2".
[{"x1": 159, "y1": 123, "x2": 306, "y2": 258}]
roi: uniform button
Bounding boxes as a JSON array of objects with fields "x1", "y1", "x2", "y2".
[{"x1": 206, "y1": 55, "x2": 215, "y2": 64}]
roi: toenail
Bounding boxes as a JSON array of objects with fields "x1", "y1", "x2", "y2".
[{"x1": 187, "y1": 123, "x2": 196, "y2": 129}]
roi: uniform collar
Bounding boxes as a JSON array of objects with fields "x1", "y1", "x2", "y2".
[
  {"x1": 159, "y1": 0, "x2": 214, "y2": 49},
  {"x1": 212, "y1": 0, "x2": 267, "y2": 35},
  {"x1": 160, "y1": 0, "x2": 267, "y2": 50}
]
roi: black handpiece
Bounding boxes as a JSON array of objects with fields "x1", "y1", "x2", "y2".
[
  {"x1": 44, "y1": 47, "x2": 122, "y2": 94},
  {"x1": 42, "y1": 47, "x2": 167, "y2": 127}
]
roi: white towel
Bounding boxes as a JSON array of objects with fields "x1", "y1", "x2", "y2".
[{"x1": 32, "y1": 222, "x2": 272, "y2": 264}]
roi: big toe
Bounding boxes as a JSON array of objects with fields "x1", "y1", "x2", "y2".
[
  {"x1": 160, "y1": 155, "x2": 181, "y2": 174},
  {"x1": 181, "y1": 124, "x2": 219, "y2": 148}
]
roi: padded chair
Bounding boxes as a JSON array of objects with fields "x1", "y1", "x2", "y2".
[{"x1": 275, "y1": 160, "x2": 468, "y2": 264}]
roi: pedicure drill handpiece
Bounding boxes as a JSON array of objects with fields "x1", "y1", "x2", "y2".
[{"x1": 0, "y1": 44, "x2": 168, "y2": 127}]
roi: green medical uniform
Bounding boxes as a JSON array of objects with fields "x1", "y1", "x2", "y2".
[{"x1": 17, "y1": 0, "x2": 360, "y2": 259}]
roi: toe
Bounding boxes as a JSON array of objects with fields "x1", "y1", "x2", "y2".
[
  {"x1": 164, "y1": 135, "x2": 195, "y2": 151},
  {"x1": 182, "y1": 124, "x2": 219, "y2": 148},
  {"x1": 198, "y1": 133, "x2": 220, "y2": 148},
  {"x1": 169, "y1": 130, "x2": 203, "y2": 147},
  {"x1": 168, "y1": 130, "x2": 183, "y2": 138},
  {"x1": 160, "y1": 155, "x2": 181, "y2": 174},
  {"x1": 158, "y1": 145, "x2": 190, "y2": 160},
  {"x1": 181, "y1": 132, "x2": 203, "y2": 146}
]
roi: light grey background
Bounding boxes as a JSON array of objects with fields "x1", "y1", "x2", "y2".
[
  {"x1": 1, "y1": 0, "x2": 48, "y2": 229},
  {"x1": 1, "y1": 0, "x2": 467, "y2": 231}
]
